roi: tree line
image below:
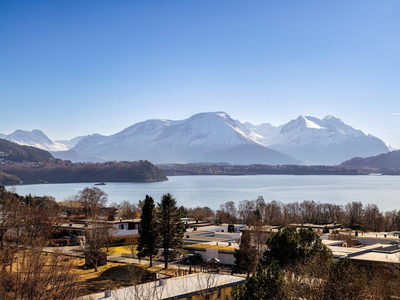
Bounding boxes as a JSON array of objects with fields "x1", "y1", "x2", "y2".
[{"x1": 187, "y1": 197, "x2": 400, "y2": 232}]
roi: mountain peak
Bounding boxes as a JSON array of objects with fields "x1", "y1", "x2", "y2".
[
  {"x1": 281, "y1": 116, "x2": 324, "y2": 133},
  {"x1": 189, "y1": 111, "x2": 230, "y2": 120},
  {"x1": 3, "y1": 129, "x2": 70, "y2": 152},
  {"x1": 323, "y1": 115, "x2": 339, "y2": 121}
]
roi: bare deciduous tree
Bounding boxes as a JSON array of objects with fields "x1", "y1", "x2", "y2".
[
  {"x1": 0, "y1": 248, "x2": 81, "y2": 300},
  {"x1": 78, "y1": 187, "x2": 107, "y2": 219},
  {"x1": 120, "y1": 200, "x2": 140, "y2": 220},
  {"x1": 83, "y1": 221, "x2": 112, "y2": 271}
]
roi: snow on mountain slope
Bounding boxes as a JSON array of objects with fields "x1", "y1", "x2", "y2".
[
  {"x1": 235, "y1": 120, "x2": 282, "y2": 143},
  {"x1": 265, "y1": 116, "x2": 389, "y2": 165},
  {"x1": 3, "y1": 130, "x2": 70, "y2": 152},
  {"x1": 72, "y1": 112, "x2": 294, "y2": 164},
  {"x1": 55, "y1": 136, "x2": 86, "y2": 149}
]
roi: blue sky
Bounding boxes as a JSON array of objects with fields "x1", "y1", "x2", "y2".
[{"x1": 1, "y1": 1, "x2": 399, "y2": 148}]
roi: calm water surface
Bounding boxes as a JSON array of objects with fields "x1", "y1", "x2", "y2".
[{"x1": 11, "y1": 175, "x2": 400, "y2": 212}]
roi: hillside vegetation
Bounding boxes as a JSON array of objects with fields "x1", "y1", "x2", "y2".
[
  {"x1": 341, "y1": 150, "x2": 400, "y2": 171},
  {"x1": 0, "y1": 139, "x2": 167, "y2": 184},
  {"x1": 0, "y1": 138, "x2": 54, "y2": 163},
  {"x1": 0, "y1": 160, "x2": 168, "y2": 184}
]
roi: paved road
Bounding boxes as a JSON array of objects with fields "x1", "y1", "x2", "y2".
[{"x1": 42, "y1": 246, "x2": 202, "y2": 272}]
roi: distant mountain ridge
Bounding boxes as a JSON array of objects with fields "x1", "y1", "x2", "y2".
[
  {"x1": 69, "y1": 112, "x2": 299, "y2": 164},
  {"x1": 3, "y1": 112, "x2": 391, "y2": 165},
  {"x1": 341, "y1": 150, "x2": 400, "y2": 169},
  {"x1": 1, "y1": 130, "x2": 71, "y2": 151},
  {"x1": 55, "y1": 136, "x2": 86, "y2": 148},
  {"x1": 244, "y1": 115, "x2": 389, "y2": 165}
]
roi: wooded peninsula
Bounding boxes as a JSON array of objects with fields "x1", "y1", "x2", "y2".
[{"x1": 0, "y1": 160, "x2": 168, "y2": 185}]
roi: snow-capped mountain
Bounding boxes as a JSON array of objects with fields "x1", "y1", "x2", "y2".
[
  {"x1": 68, "y1": 112, "x2": 300, "y2": 164},
  {"x1": 1, "y1": 130, "x2": 71, "y2": 152},
  {"x1": 259, "y1": 115, "x2": 390, "y2": 165},
  {"x1": 3, "y1": 112, "x2": 391, "y2": 165}
]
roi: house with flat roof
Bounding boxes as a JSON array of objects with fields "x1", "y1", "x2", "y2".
[
  {"x1": 55, "y1": 219, "x2": 141, "y2": 237},
  {"x1": 81, "y1": 273, "x2": 245, "y2": 300},
  {"x1": 184, "y1": 241, "x2": 239, "y2": 265},
  {"x1": 323, "y1": 239, "x2": 400, "y2": 266}
]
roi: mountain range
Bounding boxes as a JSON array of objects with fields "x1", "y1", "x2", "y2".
[
  {"x1": 0, "y1": 112, "x2": 391, "y2": 165},
  {"x1": 240, "y1": 115, "x2": 389, "y2": 165}
]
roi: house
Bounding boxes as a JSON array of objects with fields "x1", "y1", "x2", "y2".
[
  {"x1": 180, "y1": 222, "x2": 246, "y2": 265},
  {"x1": 184, "y1": 241, "x2": 239, "y2": 265},
  {"x1": 323, "y1": 238, "x2": 400, "y2": 266},
  {"x1": 108, "y1": 219, "x2": 141, "y2": 237},
  {"x1": 54, "y1": 219, "x2": 141, "y2": 238},
  {"x1": 81, "y1": 273, "x2": 245, "y2": 300}
]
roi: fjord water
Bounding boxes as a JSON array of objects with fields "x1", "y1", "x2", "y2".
[{"x1": 13, "y1": 175, "x2": 400, "y2": 212}]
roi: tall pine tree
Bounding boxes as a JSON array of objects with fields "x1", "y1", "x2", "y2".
[
  {"x1": 233, "y1": 230, "x2": 257, "y2": 276},
  {"x1": 137, "y1": 195, "x2": 158, "y2": 267},
  {"x1": 157, "y1": 193, "x2": 184, "y2": 269}
]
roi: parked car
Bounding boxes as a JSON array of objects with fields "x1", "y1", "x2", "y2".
[{"x1": 181, "y1": 253, "x2": 203, "y2": 265}]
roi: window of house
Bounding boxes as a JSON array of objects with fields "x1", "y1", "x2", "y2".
[{"x1": 119, "y1": 224, "x2": 124, "y2": 229}]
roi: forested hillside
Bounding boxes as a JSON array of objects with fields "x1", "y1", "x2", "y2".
[
  {"x1": 341, "y1": 150, "x2": 400, "y2": 170},
  {"x1": 0, "y1": 138, "x2": 54, "y2": 163},
  {"x1": 0, "y1": 160, "x2": 167, "y2": 184}
]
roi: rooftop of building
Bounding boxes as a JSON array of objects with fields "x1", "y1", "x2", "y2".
[{"x1": 81, "y1": 273, "x2": 245, "y2": 300}]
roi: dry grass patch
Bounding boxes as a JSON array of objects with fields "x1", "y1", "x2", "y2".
[
  {"x1": 103, "y1": 245, "x2": 136, "y2": 255},
  {"x1": 76, "y1": 259, "x2": 172, "y2": 297}
]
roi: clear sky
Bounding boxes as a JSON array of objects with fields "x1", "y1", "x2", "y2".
[{"x1": 1, "y1": 1, "x2": 399, "y2": 148}]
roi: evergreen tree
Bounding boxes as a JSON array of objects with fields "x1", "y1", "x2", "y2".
[
  {"x1": 262, "y1": 226, "x2": 332, "y2": 268},
  {"x1": 323, "y1": 259, "x2": 367, "y2": 300},
  {"x1": 232, "y1": 263, "x2": 288, "y2": 300},
  {"x1": 157, "y1": 193, "x2": 184, "y2": 269},
  {"x1": 137, "y1": 195, "x2": 158, "y2": 267},
  {"x1": 233, "y1": 230, "x2": 257, "y2": 276}
]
